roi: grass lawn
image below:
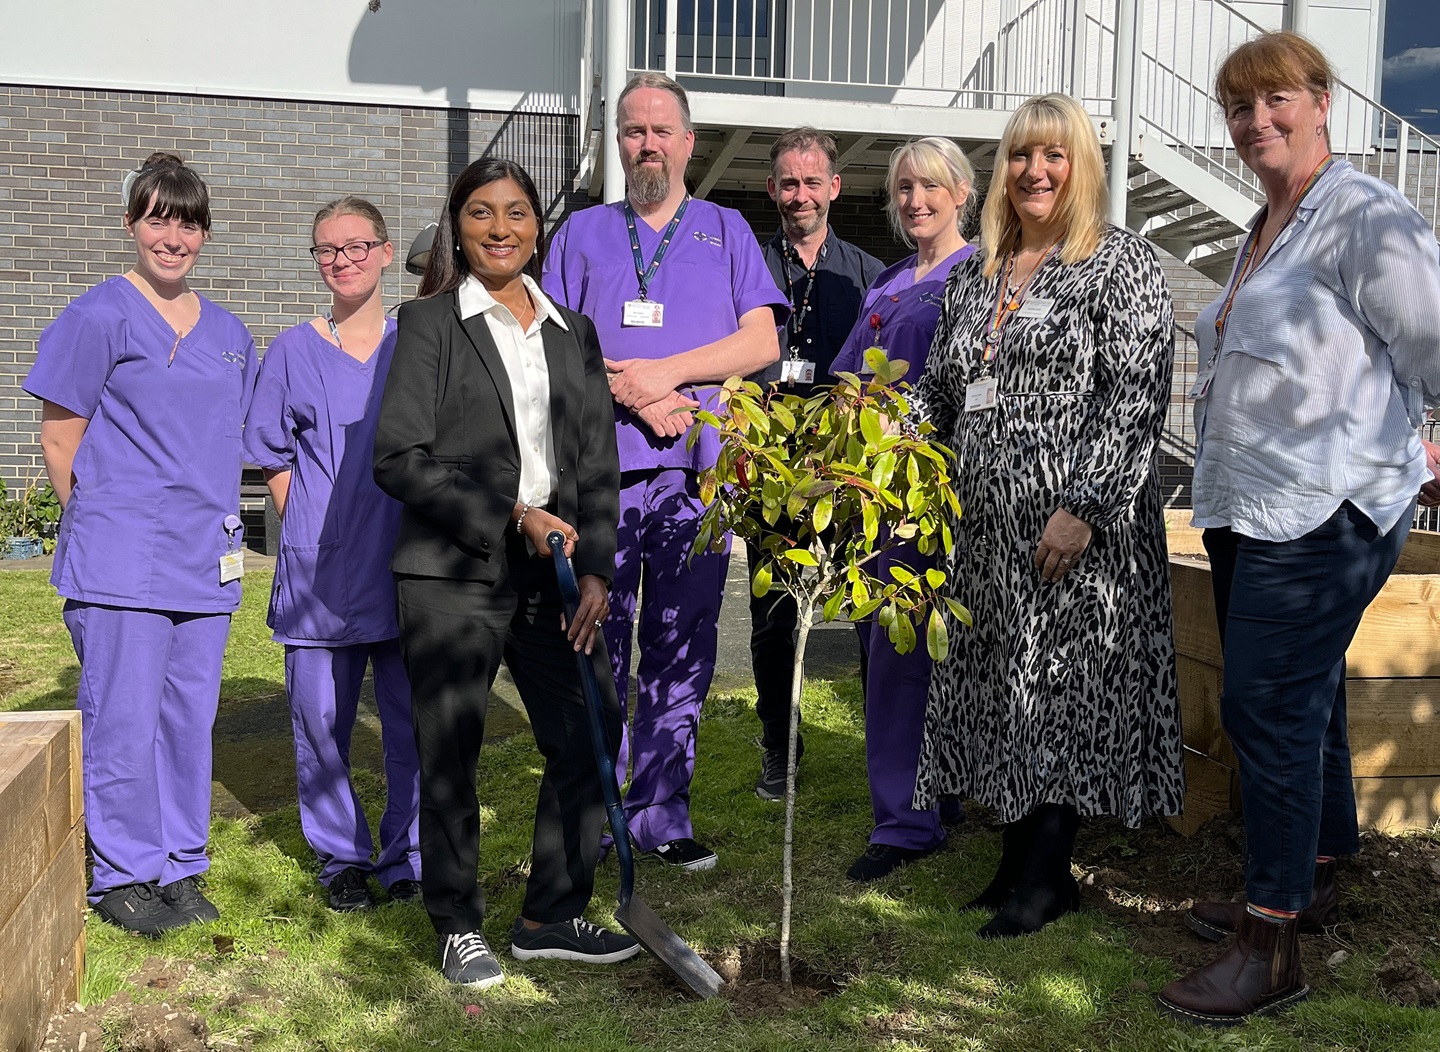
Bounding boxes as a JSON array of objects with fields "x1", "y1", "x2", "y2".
[{"x1": 2, "y1": 567, "x2": 1438, "y2": 1051}]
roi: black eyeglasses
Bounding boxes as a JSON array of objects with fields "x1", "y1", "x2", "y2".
[{"x1": 310, "y1": 240, "x2": 386, "y2": 265}]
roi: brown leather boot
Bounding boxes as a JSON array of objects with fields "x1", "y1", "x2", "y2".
[
  {"x1": 1185, "y1": 858, "x2": 1338, "y2": 942},
  {"x1": 1157, "y1": 909, "x2": 1309, "y2": 1026}
]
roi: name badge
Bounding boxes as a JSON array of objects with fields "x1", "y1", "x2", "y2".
[
  {"x1": 1189, "y1": 351, "x2": 1219, "y2": 400},
  {"x1": 1015, "y1": 297, "x2": 1054, "y2": 321},
  {"x1": 219, "y1": 548, "x2": 245, "y2": 584},
  {"x1": 965, "y1": 377, "x2": 999, "y2": 412},
  {"x1": 623, "y1": 299, "x2": 665, "y2": 327},
  {"x1": 781, "y1": 359, "x2": 816, "y2": 384}
]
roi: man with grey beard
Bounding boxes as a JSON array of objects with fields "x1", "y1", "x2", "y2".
[
  {"x1": 544, "y1": 73, "x2": 785, "y2": 872},
  {"x1": 749, "y1": 127, "x2": 883, "y2": 801}
]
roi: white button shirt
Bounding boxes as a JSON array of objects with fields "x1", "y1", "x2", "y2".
[
  {"x1": 456, "y1": 273, "x2": 563, "y2": 508},
  {"x1": 1191, "y1": 160, "x2": 1440, "y2": 542}
]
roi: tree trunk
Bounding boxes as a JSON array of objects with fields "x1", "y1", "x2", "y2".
[{"x1": 778, "y1": 594, "x2": 814, "y2": 991}]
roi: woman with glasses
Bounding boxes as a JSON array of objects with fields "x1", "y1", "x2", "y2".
[{"x1": 244, "y1": 197, "x2": 421, "y2": 913}]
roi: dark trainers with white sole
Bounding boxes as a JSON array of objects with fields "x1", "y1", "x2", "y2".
[
  {"x1": 440, "y1": 931, "x2": 505, "y2": 988},
  {"x1": 160, "y1": 875, "x2": 220, "y2": 924},
  {"x1": 93, "y1": 882, "x2": 189, "y2": 938},
  {"x1": 642, "y1": 837, "x2": 718, "y2": 871},
  {"x1": 509, "y1": 917, "x2": 641, "y2": 963},
  {"x1": 326, "y1": 866, "x2": 375, "y2": 912}
]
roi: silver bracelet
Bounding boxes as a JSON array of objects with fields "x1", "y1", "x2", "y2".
[{"x1": 515, "y1": 503, "x2": 531, "y2": 534}]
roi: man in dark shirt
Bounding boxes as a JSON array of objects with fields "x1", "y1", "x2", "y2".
[{"x1": 750, "y1": 127, "x2": 885, "y2": 800}]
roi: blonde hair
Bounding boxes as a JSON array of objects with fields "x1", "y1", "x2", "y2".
[
  {"x1": 313, "y1": 195, "x2": 390, "y2": 244},
  {"x1": 885, "y1": 137, "x2": 975, "y2": 247},
  {"x1": 979, "y1": 94, "x2": 1108, "y2": 278}
]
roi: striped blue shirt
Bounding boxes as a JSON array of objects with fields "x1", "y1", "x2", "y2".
[{"x1": 1191, "y1": 160, "x2": 1440, "y2": 541}]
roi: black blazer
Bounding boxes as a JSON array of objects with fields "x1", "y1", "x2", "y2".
[{"x1": 373, "y1": 288, "x2": 620, "y2": 584}]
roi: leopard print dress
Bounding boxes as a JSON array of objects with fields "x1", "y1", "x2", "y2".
[{"x1": 910, "y1": 226, "x2": 1185, "y2": 827}]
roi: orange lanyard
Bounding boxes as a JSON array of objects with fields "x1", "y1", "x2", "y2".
[
  {"x1": 981, "y1": 238, "x2": 1061, "y2": 362},
  {"x1": 1214, "y1": 155, "x2": 1333, "y2": 347}
]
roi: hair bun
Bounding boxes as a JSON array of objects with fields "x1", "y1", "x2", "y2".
[{"x1": 141, "y1": 151, "x2": 185, "y2": 170}]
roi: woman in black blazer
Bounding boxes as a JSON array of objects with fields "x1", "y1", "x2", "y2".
[{"x1": 373, "y1": 158, "x2": 633, "y2": 988}]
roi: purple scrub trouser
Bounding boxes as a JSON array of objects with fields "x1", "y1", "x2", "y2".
[
  {"x1": 63, "y1": 601, "x2": 231, "y2": 902},
  {"x1": 283, "y1": 640, "x2": 421, "y2": 887},
  {"x1": 605, "y1": 468, "x2": 729, "y2": 850},
  {"x1": 856, "y1": 539, "x2": 945, "y2": 852}
]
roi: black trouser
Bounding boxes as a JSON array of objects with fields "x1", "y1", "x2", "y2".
[
  {"x1": 395, "y1": 546, "x2": 622, "y2": 935},
  {"x1": 747, "y1": 536, "x2": 802, "y2": 754}
]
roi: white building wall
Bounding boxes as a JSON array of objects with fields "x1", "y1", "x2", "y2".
[{"x1": 1, "y1": 0, "x2": 587, "y2": 114}]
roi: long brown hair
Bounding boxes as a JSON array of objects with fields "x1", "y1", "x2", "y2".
[{"x1": 125, "y1": 151, "x2": 211, "y2": 230}]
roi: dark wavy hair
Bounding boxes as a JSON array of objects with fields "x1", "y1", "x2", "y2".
[{"x1": 417, "y1": 158, "x2": 546, "y2": 298}]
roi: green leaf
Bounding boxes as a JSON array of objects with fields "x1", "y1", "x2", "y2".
[
  {"x1": 944, "y1": 597, "x2": 973, "y2": 627},
  {"x1": 862, "y1": 346, "x2": 889, "y2": 376},
  {"x1": 751, "y1": 562, "x2": 772, "y2": 598},
  {"x1": 926, "y1": 608, "x2": 950, "y2": 661},
  {"x1": 822, "y1": 588, "x2": 845, "y2": 622},
  {"x1": 859, "y1": 406, "x2": 883, "y2": 447},
  {"x1": 851, "y1": 577, "x2": 870, "y2": 607},
  {"x1": 782, "y1": 548, "x2": 818, "y2": 566},
  {"x1": 889, "y1": 565, "x2": 915, "y2": 585},
  {"x1": 769, "y1": 400, "x2": 796, "y2": 431},
  {"x1": 813, "y1": 493, "x2": 833, "y2": 533},
  {"x1": 925, "y1": 567, "x2": 945, "y2": 589}
]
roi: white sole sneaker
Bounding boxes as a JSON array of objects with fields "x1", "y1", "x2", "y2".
[{"x1": 510, "y1": 941, "x2": 642, "y2": 964}]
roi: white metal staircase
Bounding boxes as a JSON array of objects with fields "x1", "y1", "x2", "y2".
[{"x1": 580, "y1": 0, "x2": 1440, "y2": 279}]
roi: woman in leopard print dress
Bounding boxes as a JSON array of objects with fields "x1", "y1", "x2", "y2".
[{"x1": 910, "y1": 94, "x2": 1184, "y2": 939}]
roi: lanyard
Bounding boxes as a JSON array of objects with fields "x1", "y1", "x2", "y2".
[
  {"x1": 325, "y1": 311, "x2": 343, "y2": 351},
  {"x1": 1214, "y1": 155, "x2": 1333, "y2": 347},
  {"x1": 980, "y1": 238, "x2": 1061, "y2": 363},
  {"x1": 625, "y1": 196, "x2": 690, "y2": 301},
  {"x1": 782, "y1": 238, "x2": 821, "y2": 354}
]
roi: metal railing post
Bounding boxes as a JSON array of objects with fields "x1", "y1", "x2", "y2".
[
  {"x1": 665, "y1": 0, "x2": 679, "y2": 78},
  {"x1": 603, "y1": 0, "x2": 629, "y2": 203},
  {"x1": 1107, "y1": 0, "x2": 1140, "y2": 227},
  {"x1": 1284, "y1": 0, "x2": 1309, "y2": 36}
]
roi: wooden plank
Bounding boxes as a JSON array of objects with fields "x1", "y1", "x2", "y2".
[
  {"x1": 1177, "y1": 655, "x2": 1235, "y2": 768},
  {"x1": 0, "y1": 775, "x2": 72, "y2": 933},
  {"x1": 0, "y1": 714, "x2": 82, "y2": 843},
  {"x1": 1391, "y1": 529, "x2": 1440, "y2": 576},
  {"x1": 1170, "y1": 748, "x2": 1239, "y2": 836},
  {"x1": 1170, "y1": 555, "x2": 1440, "y2": 679},
  {"x1": 0, "y1": 827, "x2": 85, "y2": 1052},
  {"x1": 1353, "y1": 776, "x2": 1440, "y2": 834}
]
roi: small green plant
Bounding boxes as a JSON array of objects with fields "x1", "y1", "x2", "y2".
[
  {"x1": 1, "y1": 475, "x2": 61, "y2": 547},
  {"x1": 692, "y1": 350, "x2": 968, "y2": 986}
]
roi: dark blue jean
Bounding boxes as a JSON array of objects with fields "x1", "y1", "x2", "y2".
[{"x1": 1204, "y1": 501, "x2": 1412, "y2": 913}]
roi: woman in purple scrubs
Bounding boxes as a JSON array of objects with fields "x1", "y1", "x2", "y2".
[
  {"x1": 244, "y1": 198, "x2": 420, "y2": 913},
  {"x1": 830, "y1": 137, "x2": 976, "y2": 883},
  {"x1": 24, "y1": 152, "x2": 258, "y2": 936}
]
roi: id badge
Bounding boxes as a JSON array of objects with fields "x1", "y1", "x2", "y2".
[
  {"x1": 1189, "y1": 352, "x2": 1219, "y2": 399},
  {"x1": 219, "y1": 548, "x2": 245, "y2": 584},
  {"x1": 622, "y1": 299, "x2": 665, "y2": 327},
  {"x1": 965, "y1": 377, "x2": 999, "y2": 412},
  {"x1": 1015, "y1": 297, "x2": 1054, "y2": 321},
  {"x1": 781, "y1": 359, "x2": 816, "y2": 384}
]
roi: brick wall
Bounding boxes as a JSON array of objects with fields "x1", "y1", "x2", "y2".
[{"x1": 0, "y1": 83, "x2": 582, "y2": 494}]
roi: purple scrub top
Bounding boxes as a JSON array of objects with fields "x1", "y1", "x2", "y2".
[
  {"x1": 832, "y1": 245, "x2": 976, "y2": 383},
  {"x1": 243, "y1": 319, "x2": 402, "y2": 646},
  {"x1": 542, "y1": 198, "x2": 787, "y2": 471},
  {"x1": 24, "y1": 276, "x2": 257, "y2": 613}
]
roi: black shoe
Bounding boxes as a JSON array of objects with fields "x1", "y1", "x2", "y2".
[
  {"x1": 93, "y1": 882, "x2": 189, "y2": 938},
  {"x1": 326, "y1": 867, "x2": 375, "y2": 912},
  {"x1": 845, "y1": 841, "x2": 943, "y2": 882},
  {"x1": 440, "y1": 931, "x2": 505, "y2": 988},
  {"x1": 643, "y1": 837, "x2": 718, "y2": 871},
  {"x1": 386, "y1": 878, "x2": 422, "y2": 903},
  {"x1": 509, "y1": 916, "x2": 641, "y2": 963},
  {"x1": 160, "y1": 875, "x2": 220, "y2": 924},
  {"x1": 754, "y1": 747, "x2": 794, "y2": 802}
]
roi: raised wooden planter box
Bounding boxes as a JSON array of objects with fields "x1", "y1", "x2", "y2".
[
  {"x1": 1167, "y1": 514, "x2": 1440, "y2": 835},
  {"x1": 0, "y1": 712, "x2": 85, "y2": 1052}
]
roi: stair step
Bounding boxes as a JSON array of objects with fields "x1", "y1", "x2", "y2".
[
  {"x1": 1149, "y1": 211, "x2": 1243, "y2": 245},
  {"x1": 1128, "y1": 182, "x2": 1197, "y2": 215},
  {"x1": 1193, "y1": 245, "x2": 1240, "y2": 282}
]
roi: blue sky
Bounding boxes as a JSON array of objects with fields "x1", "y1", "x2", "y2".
[{"x1": 1381, "y1": 0, "x2": 1440, "y2": 135}]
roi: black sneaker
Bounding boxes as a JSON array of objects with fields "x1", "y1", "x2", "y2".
[
  {"x1": 93, "y1": 882, "x2": 188, "y2": 938},
  {"x1": 387, "y1": 878, "x2": 422, "y2": 903},
  {"x1": 643, "y1": 837, "x2": 717, "y2": 872},
  {"x1": 754, "y1": 748, "x2": 791, "y2": 802},
  {"x1": 326, "y1": 867, "x2": 375, "y2": 912},
  {"x1": 160, "y1": 875, "x2": 220, "y2": 924},
  {"x1": 509, "y1": 916, "x2": 641, "y2": 964},
  {"x1": 845, "y1": 842, "x2": 943, "y2": 882},
  {"x1": 440, "y1": 931, "x2": 505, "y2": 988}
]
